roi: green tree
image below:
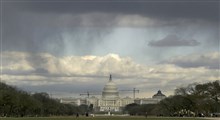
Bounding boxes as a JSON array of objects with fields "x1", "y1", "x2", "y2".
[
  {"x1": 173, "y1": 80, "x2": 220, "y2": 115},
  {"x1": 123, "y1": 103, "x2": 140, "y2": 115}
]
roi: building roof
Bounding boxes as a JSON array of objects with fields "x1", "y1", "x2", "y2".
[{"x1": 153, "y1": 90, "x2": 166, "y2": 97}]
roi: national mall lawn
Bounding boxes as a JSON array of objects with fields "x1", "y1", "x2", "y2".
[{"x1": 0, "y1": 116, "x2": 211, "y2": 120}]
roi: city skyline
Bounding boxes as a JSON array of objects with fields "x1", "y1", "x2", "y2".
[{"x1": 1, "y1": 0, "x2": 219, "y2": 98}]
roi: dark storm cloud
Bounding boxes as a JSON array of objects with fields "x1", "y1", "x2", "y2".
[
  {"x1": 1, "y1": 0, "x2": 219, "y2": 98},
  {"x1": 163, "y1": 52, "x2": 220, "y2": 69},
  {"x1": 167, "y1": 58, "x2": 219, "y2": 69},
  {"x1": 2, "y1": 11, "x2": 113, "y2": 55},
  {"x1": 148, "y1": 34, "x2": 200, "y2": 47},
  {"x1": 1, "y1": 0, "x2": 219, "y2": 56},
  {"x1": 3, "y1": 0, "x2": 219, "y2": 21},
  {"x1": 172, "y1": 60, "x2": 219, "y2": 69}
]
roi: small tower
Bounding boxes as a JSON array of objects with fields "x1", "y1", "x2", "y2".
[{"x1": 109, "y1": 74, "x2": 112, "y2": 82}]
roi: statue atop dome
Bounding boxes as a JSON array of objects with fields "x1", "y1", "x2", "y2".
[{"x1": 109, "y1": 74, "x2": 112, "y2": 81}]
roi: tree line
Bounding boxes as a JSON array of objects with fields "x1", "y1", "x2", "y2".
[
  {"x1": 1, "y1": 80, "x2": 219, "y2": 117},
  {"x1": 123, "y1": 80, "x2": 220, "y2": 117},
  {"x1": 0, "y1": 82, "x2": 88, "y2": 117}
]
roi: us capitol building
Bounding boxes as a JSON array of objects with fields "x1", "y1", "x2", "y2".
[{"x1": 60, "y1": 75, "x2": 166, "y2": 112}]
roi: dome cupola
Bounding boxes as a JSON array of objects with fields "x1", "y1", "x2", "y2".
[
  {"x1": 152, "y1": 90, "x2": 166, "y2": 99},
  {"x1": 102, "y1": 74, "x2": 119, "y2": 99}
]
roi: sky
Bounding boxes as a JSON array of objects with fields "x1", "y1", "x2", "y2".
[{"x1": 0, "y1": 0, "x2": 219, "y2": 98}]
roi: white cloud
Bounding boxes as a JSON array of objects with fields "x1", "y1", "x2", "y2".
[
  {"x1": 2, "y1": 51, "x2": 34, "y2": 72},
  {"x1": 1, "y1": 51, "x2": 219, "y2": 98}
]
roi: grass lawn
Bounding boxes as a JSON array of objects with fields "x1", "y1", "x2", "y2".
[{"x1": 0, "y1": 116, "x2": 211, "y2": 120}]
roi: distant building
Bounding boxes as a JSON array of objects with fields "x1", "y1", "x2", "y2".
[
  {"x1": 135, "y1": 90, "x2": 166, "y2": 105},
  {"x1": 60, "y1": 98, "x2": 86, "y2": 106},
  {"x1": 60, "y1": 75, "x2": 166, "y2": 112}
]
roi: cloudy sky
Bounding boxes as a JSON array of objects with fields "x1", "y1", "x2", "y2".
[{"x1": 1, "y1": 0, "x2": 219, "y2": 98}]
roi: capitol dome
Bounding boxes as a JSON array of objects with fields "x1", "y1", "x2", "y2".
[{"x1": 102, "y1": 74, "x2": 119, "y2": 99}]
